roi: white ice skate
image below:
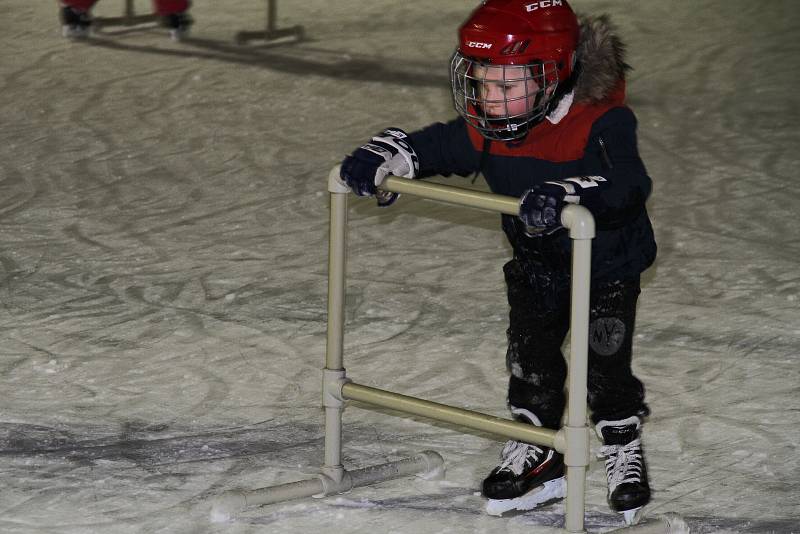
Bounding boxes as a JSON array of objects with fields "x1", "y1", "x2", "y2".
[
  {"x1": 596, "y1": 416, "x2": 651, "y2": 526},
  {"x1": 482, "y1": 409, "x2": 567, "y2": 516},
  {"x1": 485, "y1": 475, "x2": 567, "y2": 516}
]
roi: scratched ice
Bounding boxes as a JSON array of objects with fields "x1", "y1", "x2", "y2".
[{"x1": 1, "y1": 1, "x2": 798, "y2": 533}]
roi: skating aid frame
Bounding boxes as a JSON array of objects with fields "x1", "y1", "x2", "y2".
[
  {"x1": 93, "y1": 0, "x2": 158, "y2": 30},
  {"x1": 234, "y1": 0, "x2": 304, "y2": 45},
  {"x1": 211, "y1": 166, "x2": 683, "y2": 534}
]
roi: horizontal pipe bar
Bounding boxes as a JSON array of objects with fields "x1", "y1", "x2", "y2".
[
  {"x1": 348, "y1": 450, "x2": 445, "y2": 486},
  {"x1": 211, "y1": 477, "x2": 323, "y2": 521},
  {"x1": 380, "y1": 176, "x2": 520, "y2": 216},
  {"x1": 209, "y1": 451, "x2": 444, "y2": 520},
  {"x1": 341, "y1": 382, "x2": 557, "y2": 449}
]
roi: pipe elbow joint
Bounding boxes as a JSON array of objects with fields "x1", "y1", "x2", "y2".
[
  {"x1": 318, "y1": 468, "x2": 353, "y2": 495},
  {"x1": 328, "y1": 164, "x2": 350, "y2": 194},
  {"x1": 561, "y1": 204, "x2": 595, "y2": 240}
]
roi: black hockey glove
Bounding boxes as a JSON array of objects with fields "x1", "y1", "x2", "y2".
[
  {"x1": 519, "y1": 176, "x2": 608, "y2": 234},
  {"x1": 340, "y1": 128, "x2": 419, "y2": 207},
  {"x1": 519, "y1": 183, "x2": 568, "y2": 234}
]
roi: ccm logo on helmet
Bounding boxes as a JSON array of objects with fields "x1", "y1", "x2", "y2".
[
  {"x1": 467, "y1": 41, "x2": 492, "y2": 49},
  {"x1": 525, "y1": 0, "x2": 563, "y2": 11}
]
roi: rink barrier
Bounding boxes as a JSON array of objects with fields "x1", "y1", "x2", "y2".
[
  {"x1": 210, "y1": 166, "x2": 684, "y2": 534},
  {"x1": 235, "y1": 0, "x2": 305, "y2": 45}
]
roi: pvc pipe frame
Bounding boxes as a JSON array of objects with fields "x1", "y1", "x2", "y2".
[
  {"x1": 325, "y1": 168, "x2": 596, "y2": 532},
  {"x1": 213, "y1": 167, "x2": 603, "y2": 532}
]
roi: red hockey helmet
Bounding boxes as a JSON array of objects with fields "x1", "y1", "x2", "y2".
[{"x1": 450, "y1": 0, "x2": 580, "y2": 140}]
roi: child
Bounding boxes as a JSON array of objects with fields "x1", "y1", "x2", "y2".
[
  {"x1": 58, "y1": 0, "x2": 192, "y2": 39},
  {"x1": 340, "y1": 0, "x2": 657, "y2": 524}
]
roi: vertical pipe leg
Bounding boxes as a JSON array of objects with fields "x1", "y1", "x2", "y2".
[
  {"x1": 564, "y1": 237, "x2": 592, "y2": 533},
  {"x1": 562, "y1": 205, "x2": 594, "y2": 534},
  {"x1": 323, "y1": 185, "x2": 349, "y2": 481},
  {"x1": 323, "y1": 404, "x2": 344, "y2": 479},
  {"x1": 564, "y1": 463, "x2": 586, "y2": 533},
  {"x1": 326, "y1": 189, "x2": 347, "y2": 372}
]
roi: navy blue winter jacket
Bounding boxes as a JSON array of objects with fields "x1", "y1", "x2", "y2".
[{"x1": 407, "y1": 103, "x2": 657, "y2": 283}]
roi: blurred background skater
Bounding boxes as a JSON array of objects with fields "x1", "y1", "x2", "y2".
[{"x1": 58, "y1": 0, "x2": 193, "y2": 40}]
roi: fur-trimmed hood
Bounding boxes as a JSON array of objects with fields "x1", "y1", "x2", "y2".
[{"x1": 572, "y1": 14, "x2": 630, "y2": 104}]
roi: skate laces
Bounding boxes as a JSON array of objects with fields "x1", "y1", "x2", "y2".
[
  {"x1": 598, "y1": 438, "x2": 643, "y2": 493},
  {"x1": 497, "y1": 440, "x2": 543, "y2": 475}
]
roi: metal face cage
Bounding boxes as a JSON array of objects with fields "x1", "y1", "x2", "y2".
[{"x1": 450, "y1": 51, "x2": 560, "y2": 141}]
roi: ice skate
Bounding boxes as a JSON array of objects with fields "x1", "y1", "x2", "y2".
[
  {"x1": 162, "y1": 12, "x2": 193, "y2": 41},
  {"x1": 482, "y1": 409, "x2": 565, "y2": 516},
  {"x1": 60, "y1": 6, "x2": 92, "y2": 39},
  {"x1": 596, "y1": 416, "x2": 651, "y2": 525}
]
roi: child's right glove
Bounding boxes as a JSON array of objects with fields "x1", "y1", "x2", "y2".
[
  {"x1": 519, "y1": 176, "x2": 607, "y2": 234},
  {"x1": 519, "y1": 182, "x2": 577, "y2": 234},
  {"x1": 340, "y1": 128, "x2": 419, "y2": 207}
]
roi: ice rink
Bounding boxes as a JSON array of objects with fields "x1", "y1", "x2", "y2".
[{"x1": 1, "y1": 1, "x2": 798, "y2": 532}]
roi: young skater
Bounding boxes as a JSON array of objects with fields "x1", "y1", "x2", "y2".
[
  {"x1": 58, "y1": 0, "x2": 192, "y2": 39},
  {"x1": 340, "y1": 0, "x2": 657, "y2": 524}
]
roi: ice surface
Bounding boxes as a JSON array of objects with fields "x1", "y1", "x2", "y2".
[{"x1": 1, "y1": 1, "x2": 798, "y2": 533}]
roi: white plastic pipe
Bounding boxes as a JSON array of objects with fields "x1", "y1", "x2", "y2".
[
  {"x1": 213, "y1": 169, "x2": 602, "y2": 534},
  {"x1": 341, "y1": 381, "x2": 559, "y2": 447},
  {"x1": 561, "y1": 204, "x2": 595, "y2": 533},
  {"x1": 323, "y1": 172, "x2": 349, "y2": 480},
  {"x1": 209, "y1": 451, "x2": 444, "y2": 521}
]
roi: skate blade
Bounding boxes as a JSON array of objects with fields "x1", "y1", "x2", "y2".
[
  {"x1": 485, "y1": 476, "x2": 566, "y2": 517},
  {"x1": 621, "y1": 506, "x2": 644, "y2": 526}
]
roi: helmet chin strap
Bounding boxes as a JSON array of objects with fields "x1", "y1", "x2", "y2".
[
  {"x1": 480, "y1": 117, "x2": 529, "y2": 141},
  {"x1": 481, "y1": 95, "x2": 554, "y2": 141},
  {"x1": 482, "y1": 90, "x2": 569, "y2": 142},
  {"x1": 476, "y1": 85, "x2": 551, "y2": 141}
]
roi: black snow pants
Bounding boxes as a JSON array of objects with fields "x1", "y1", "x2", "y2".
[{"x1": 503, "y1": 258, "x2": 649, "y2": 430}]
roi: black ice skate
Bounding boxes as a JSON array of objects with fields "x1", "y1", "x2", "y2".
[
  {"x1": 60, "y1": 6, "x2": 92, "y2": 39},
  {"x1": 482, "y1": 409, "x2": 566, "y2": 516},
  {"x1": 162, "y1": 12, "x2": 193, "y2": 41},
  {"x1": 596, "y1": 416, "x2": 651, "y2": 525}
]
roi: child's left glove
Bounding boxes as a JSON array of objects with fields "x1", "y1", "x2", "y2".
[
  {"x1": 519, "y1": 182, "x2": 577, "y2": 234},
  {"x1": 340, "y1": 128, "x2": 419, "y2": 207}
]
